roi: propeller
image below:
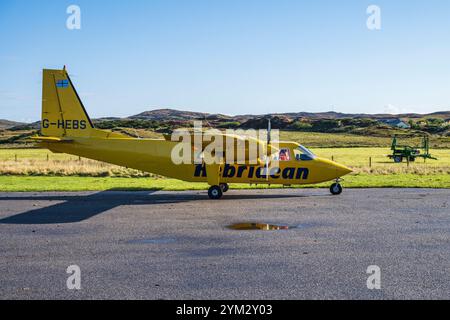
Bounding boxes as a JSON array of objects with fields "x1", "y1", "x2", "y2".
[{"x1": 265, "y1": 118, "x2": 271, "y2": 180}]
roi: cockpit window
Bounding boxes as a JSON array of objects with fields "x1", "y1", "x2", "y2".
[
  {"x1": 294, "y1": 145, "x2": 316, "y2": 161},
  {"x1": 279, "y1": 149, "x2": 290, "y2": 161},
  {"x1": 271, "y1": 148, "x2": 291, "y2": 161}
]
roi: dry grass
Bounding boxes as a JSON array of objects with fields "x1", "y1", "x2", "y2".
[
  {"x1": 350, "y1": 166, "x2": 450, "y2": 175},
  {"x1": 0, "y1": 158, "x2": 156, "y2": 177}
]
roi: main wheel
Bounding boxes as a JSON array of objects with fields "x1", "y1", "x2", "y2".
[
  {"x1": 220, "y1": 183, "x2": 229, "y2": 192},
  {"x1": 409, "y1": 156, "x2": 415, "y2": 162},
  {"x1": 208, "y1": 185, "x2": 223, "y2": 199},
  {"x1": 394, "y1": 156, "x2": 403, "y2": 163},
  {"x1": 330, "y1": 183, "x2": 342, "y2": 195}
]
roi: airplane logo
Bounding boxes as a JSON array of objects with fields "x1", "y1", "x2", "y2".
[{"x1": 56, "y1": 79, "x2": 69, "y2": 88}]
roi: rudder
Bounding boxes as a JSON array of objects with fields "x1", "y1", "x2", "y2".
[{"x1": 41, "y1": 67, "x2": 94, "y2": 137}]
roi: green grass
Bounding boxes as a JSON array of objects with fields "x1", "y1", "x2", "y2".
[
  {"x1": 0, "y1": 174, "x2": 448, "y2": 192},
  {"x1": 0, "y1": 148, "x2": 77, "y2": 161}
]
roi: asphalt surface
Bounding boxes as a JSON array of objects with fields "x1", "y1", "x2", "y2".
[{"x1": 0, "y1": 188, "x2": 449, "y2": 300}]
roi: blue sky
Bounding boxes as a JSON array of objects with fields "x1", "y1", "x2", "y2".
[{"x1": 1, "y1": 0, "x2": 450, "y2": 122}]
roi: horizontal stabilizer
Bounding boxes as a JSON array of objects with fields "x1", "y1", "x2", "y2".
[{"x1": 30, "y1": 136, "x2": 73, "y2": 142}]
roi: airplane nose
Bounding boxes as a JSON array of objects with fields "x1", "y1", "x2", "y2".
[
  {"x1": 315, "y1": 157, "x2": 352, "y2": 181},
  {"x1": 334, "y1": 163, "x2": 352, "y2": 177}
]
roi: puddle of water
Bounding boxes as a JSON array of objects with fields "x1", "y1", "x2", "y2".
[
  {"x1": 227, "y1": 222, "x2": 291, "y2": 231},
  {"x1": 128, "y1": 238, "x2": 176, "y2": 244}
]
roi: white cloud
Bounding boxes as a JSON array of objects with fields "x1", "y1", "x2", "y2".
[{"x1": 383, "y1": 104, "x2": 416, "y2": 115}]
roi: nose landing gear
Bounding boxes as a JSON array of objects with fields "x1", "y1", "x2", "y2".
[
  {"x1": 220, "y1": 183, "x2": 229, "y2": 193},
  {"x1": 330, "y1": 179, "x2": 343, "y2": 195}
]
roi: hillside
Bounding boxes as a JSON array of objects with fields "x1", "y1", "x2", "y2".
[
  {"x1": 1, "y1": 108, "x2": 449, "y2": 147},
  {"x1": 120, "y1": 108, "x2": 450, "y2": 136},
  {"x1": 126, "y1": 109, "x2": 450, "y2": 121},
  {"x1": 129, "y1": 108, "x2": 210, "y2": 121},
  {"x1": 0, "y1": 119, "x2": 25, "y2": 130}
]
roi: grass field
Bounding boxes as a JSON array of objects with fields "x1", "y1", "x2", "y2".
[
  {"x1": 0, "y1": 147, "x2": 449, "y2": 190},
  {"x1": 0, "y1": 174, "x2": 449, "y2": 192}
]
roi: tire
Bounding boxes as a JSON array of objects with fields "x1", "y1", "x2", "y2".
[
  {"x1": 330, "y1": 183, "x2": 342, "y2": 195},
  {"x1": 208, "y1": 185, "x2": 223, "y2": 199},
  {"x1": 409, "y1": 157, "x2": 415, "y2": 162},
  {"x1": 394, "y1": 156, "x2": 403, "y2": 163},
  {"x1": 220, "y1": 183, "x2": 229, "y2": 192}
]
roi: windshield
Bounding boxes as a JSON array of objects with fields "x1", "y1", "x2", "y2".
[
  {"x1": 295, "y1": 145, "x2": 316, "y2": 161},
  {"x1": 299, "y1": 145, "x2": 315, "y2": 157}
]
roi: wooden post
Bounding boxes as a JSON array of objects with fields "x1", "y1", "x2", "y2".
[
  {"x1": 15, "y1": 154, "x2": 17, "y2": 162},
  {"x1": 369, "y1": 157, "x2": 372, "y2": 168},
  {"x1": 407, "y1": 156, "x2": 410, "y2": 167},
  {"x1": 46, "y1": 154, "x2": 49, "y2": 161},
  {"x1": 331, "y1": 155, "x2": 334, "y2": 161},
  {"x1": 78, "y1": 156, "x2": 81, "y2": 162}
]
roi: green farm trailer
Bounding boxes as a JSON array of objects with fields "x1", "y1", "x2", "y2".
[{"x1": 388, "y1": 135, "x2": 437, "y2": 163}]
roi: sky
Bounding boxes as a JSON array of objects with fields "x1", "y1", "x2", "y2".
[{"x1": 1, "y1": 0, "x2": 450, "y2": 122}]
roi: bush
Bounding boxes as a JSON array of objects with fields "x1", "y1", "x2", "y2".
[
  {"x1": 290, "y1": 121, "x2": 313, "y2": 131},
  {"x1": 311, "y1": 119, "x2": 341, "y2": 131},
  {"x1": 216, "y1": 121, "x2": 241, "y2": 129}
]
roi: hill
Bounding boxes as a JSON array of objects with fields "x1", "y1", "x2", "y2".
[
  {"x1": 129, "y1": 108, "x2": 210, "y2": 121},
  {"x1": 126, "y1": 109, "x2": 450, "y2": 121},
  {"x1": 1, "y1": 108, "x2": 449, "y2": 147},
  {"x1": 0, "y1": 119, "x2": 25, "y2": 130}
]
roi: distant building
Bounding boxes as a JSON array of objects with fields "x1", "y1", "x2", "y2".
[{"x1": 378, "y1": 118, "x2": 411, "y2": 129}]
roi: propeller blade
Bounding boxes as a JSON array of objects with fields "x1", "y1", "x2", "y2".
[{"x1": 265, "y1": 118, "x2": 271, "y2": 180}]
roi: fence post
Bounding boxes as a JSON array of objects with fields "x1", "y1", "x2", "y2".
[
  {"x1": 331, "y1": 155, "x2": 334, "y2": 161},
  {"x1": 15, "y1": 154, "x2": 17, "y2": 162},
  {"x1": 78, "y1": 156, "x2": 81, "y2": 162},
  {"x1": 46, "y1": 154, "x2": 49, "y2": 161},
  {"x1": 369, "y1": 156, "x2": 372, "y2": 168}
]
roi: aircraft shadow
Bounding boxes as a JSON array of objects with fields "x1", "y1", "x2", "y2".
[{"x1": 0, "y1": 190, "x2": 322, "y2": 225}]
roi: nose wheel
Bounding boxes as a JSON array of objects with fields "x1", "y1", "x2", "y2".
[
  {"x1": 220, "y1": 183, "x2": 229, "y2": 192},
  {"x1": 330, "y1": 179, "x2": 343, "y2": 195}
]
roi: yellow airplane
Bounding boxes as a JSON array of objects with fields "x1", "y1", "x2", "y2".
[{"x1": 33, "y1": 67, "x2": 352, "y2": 199}]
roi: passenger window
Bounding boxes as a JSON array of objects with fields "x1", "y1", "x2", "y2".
[{"x1": 279, "y1": 149, "x2": 290, "y2": 161}]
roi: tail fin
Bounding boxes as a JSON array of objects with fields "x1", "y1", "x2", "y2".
[{"x1": 41, "y1": 67, "x2": 94, "y2": 137}]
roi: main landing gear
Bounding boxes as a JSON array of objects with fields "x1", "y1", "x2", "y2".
[
  {"x1": 330, "y1": 179, "x2": 343, "y2": 195},
  {"x1": 208, "y1": 183, "x2": 229, "y2": 199}
]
